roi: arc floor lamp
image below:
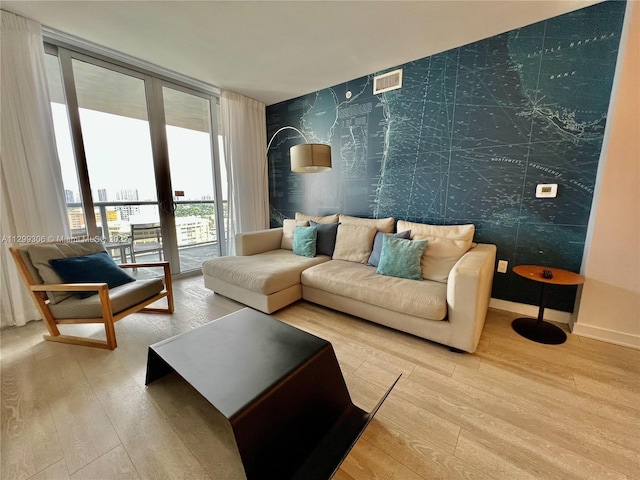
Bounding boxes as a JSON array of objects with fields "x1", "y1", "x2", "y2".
[{"x1": 266, "y1": 126, "x2": 332, "y2": 173}]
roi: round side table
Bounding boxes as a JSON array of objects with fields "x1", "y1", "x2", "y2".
[{"x1": 512, "y1": 265, "x2": 585, "y2": 345}]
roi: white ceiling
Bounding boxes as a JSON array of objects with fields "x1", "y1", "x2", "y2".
[{"x1": 2, "y1": 0, "x2": 604, "y2": 106}]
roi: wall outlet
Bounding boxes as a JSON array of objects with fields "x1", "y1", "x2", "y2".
[{"x1": 497, "y1": 260, "x2": 508, "y2": 273}]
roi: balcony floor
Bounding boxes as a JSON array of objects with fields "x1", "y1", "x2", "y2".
[{"x1": 111, "y1": 242, "x2": 220, "y2": 279}]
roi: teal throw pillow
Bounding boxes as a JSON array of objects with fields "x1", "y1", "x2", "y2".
[
  {"x1": 367, "y1": 230, "x2": 411, "y2": 267},
  {"x1": 376, "y1": 235, "x2": 427, "y2": 280},
  {"x1": 49, "y1": 251, "x2": 135, "y2": 299},
  {"x1": 292, "y1": 225, "x2": 317, "y2": 258}
]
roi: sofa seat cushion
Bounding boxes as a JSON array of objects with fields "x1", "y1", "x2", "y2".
[
  {"x1": 48, "y1": 278, "x2": 164, "y2": 319},
  {"x1": 202, "y1": 249, "x2": 330, "y2": 295},
  {"x1": 301, "y1": 260, "x2": 447, "y2": 321}
]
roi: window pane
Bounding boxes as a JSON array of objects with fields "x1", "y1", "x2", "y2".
[
  {"x1": 163, "y1": 87, "x2": 214, "y2": 201},
  {"x1": 45, "y1": 53, "x2": 86, "y2": 236},
  {"x1": 72, "y1": 59, "x2": 157, "y2": 203}
]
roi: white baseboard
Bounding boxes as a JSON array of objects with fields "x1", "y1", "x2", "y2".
[
  {"x1": 571, "y1": 323, "x2": 640, "y2": 350},
  {"x1": 489, "y1": 298, "x2": 573, "y2": 324}
]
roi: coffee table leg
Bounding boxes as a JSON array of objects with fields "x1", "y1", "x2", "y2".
[
  {"x1": 512, "y1": 283, "x2": 567, "y2": 345},
  {"x1": 145, "y1": 347, "x2": 176, "y2": 385}
]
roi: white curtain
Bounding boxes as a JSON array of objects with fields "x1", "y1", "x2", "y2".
[
  {"x1": 0, "y1": 11, "x2": 69, "y2": 328},
  {"x1": 220, "y1": 90, "x2": 268, "y2": 255}
]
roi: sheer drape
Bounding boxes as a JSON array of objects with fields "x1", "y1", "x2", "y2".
[
  {"x1": 1, "y1": 11, "x2": 69, "y2": 327},
  {"x1": 220, "y1": 90, "x2": 268, "y2": 255}
]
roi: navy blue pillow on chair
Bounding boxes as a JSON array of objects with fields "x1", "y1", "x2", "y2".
[
  {"x1": 309, "y1": 221, "x2": 339, "y2": 256},
  {"x1": 49, "y1": 251, "x2": 135, "y2": 299}
]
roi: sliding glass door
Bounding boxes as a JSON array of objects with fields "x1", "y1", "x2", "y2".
[
  {"x1": 45, "y1": 46, "x2": 225, "y2": 275},
  {"x1": 161, "y1": 85, "x2": 226, "y2": 271},
  {"x1": 72, "y1": 58, "x2": 161, "y2": 252}
]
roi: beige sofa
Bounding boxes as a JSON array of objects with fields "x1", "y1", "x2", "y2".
[{"x1": 203, "y1": 215, "x2": 496, "y2": 353}]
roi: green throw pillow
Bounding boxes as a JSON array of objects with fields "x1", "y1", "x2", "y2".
[
  {"x1": 292, "y1": 225, "x2": 317, "y2": 258},
  {"x1": 376, "y1": 235, "x2": 427, "y2": 280}
]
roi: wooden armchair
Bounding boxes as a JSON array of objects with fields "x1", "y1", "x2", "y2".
[{"x1": 10, "y1": 240, "x2": 174, "y2": 350}]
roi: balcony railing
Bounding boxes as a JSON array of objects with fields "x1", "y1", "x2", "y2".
[{"x1": 65, "y1": 200, "x2": 227, "y2": 274}]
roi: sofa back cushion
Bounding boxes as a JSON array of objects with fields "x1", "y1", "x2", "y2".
[
  {"x1": 332, "y1": 224, "x2": 377, "y2": 264},
  {"x1": 295, "y1": 212, "x2": 339, "y2": 224},
  {"x1": 397, "y1": 221, "x2": 475, "y2": 283},
  {"x1": 338, "y1": 214, "x2": 394, "y2": 233},
  {"x1": 281, "y1": 219, "x2": 309, "y2": 250}
]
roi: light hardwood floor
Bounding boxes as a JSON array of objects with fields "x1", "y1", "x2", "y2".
[{"x1": 2, "y1": 275, "x2": 639, "y2": 480}]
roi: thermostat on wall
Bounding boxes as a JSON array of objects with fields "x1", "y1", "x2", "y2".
[{"x1": 536, "y1": 183, "x2": 558, "y2": 198}]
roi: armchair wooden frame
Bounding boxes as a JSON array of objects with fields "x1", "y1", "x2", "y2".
[{"x1": 10, "y1": 246, "x2": 174, "y2": 350}]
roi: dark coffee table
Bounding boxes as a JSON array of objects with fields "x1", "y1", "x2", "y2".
[{"x1": 145, "y1": 307, "x2": 396, "y2": 480}]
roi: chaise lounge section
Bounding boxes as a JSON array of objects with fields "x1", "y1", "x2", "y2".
[{"x1": 203, "y1": 227, "x2": 331, "y2": 313}]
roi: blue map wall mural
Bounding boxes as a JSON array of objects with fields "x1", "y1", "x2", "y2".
[{"x1": 266, "y1": 1, "x2": 626, "y2": 311}]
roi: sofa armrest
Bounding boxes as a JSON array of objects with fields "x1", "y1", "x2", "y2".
[
  {"x1": 236, "y1": 228, "x2": 283, "y2": 256},
  {"x1": 446, "y1": 243, "x2": 497, "y2": 352}
]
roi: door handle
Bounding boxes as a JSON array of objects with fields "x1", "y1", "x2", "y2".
[{"x1": 160, "y1": 200, "x2": 177, "y2": 214}]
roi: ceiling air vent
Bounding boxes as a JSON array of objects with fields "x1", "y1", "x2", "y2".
[{"x1": 373, "y1": 68, "x2": 403, "y2": 94}]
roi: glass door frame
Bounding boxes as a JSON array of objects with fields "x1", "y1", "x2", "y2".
[{"x1": 49, "y1": 43, "x2": 225, "y2": 274}]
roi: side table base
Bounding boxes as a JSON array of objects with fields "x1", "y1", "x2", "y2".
[{"x1": 512, "y1": 317, "x2": 567, "y2": 345}]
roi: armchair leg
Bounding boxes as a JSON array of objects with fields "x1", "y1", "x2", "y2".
[
  {"x1": 99, "y1": 289, "x2": 118, "y2": 349},
  {"x1": 43, "y1": 334, "x2": 112, "y2": 349},
  {"x1": 40, "y1": 310, "x2": 62, "y2": 337},
  {"x1": 104, "y1": 321, "x2": 117, "y2": 350},
  {"x1": 163, "y1": 263, "x2": 175, "y2": 313},
  {"x1": 166, "y1": 293, "x2": 174, "y2": 313}
]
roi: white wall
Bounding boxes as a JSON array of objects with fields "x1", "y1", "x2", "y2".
[{"x1": 573, "y1": 2, "x2": 640, "y2": 348}]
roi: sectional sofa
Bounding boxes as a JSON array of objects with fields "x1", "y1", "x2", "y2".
[{"x1": 202, "y1": 213, "x2": 496, "y2": 353}]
